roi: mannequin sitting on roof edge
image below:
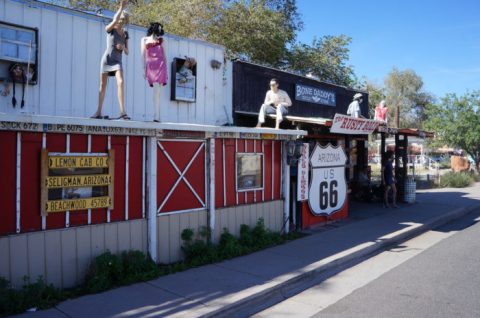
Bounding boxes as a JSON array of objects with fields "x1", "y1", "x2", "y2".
[{"x1": 256, "y1": 78, "x2": 292, "y2": 129}]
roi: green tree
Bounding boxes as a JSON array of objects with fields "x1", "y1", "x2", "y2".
[
  {"x1": 424, "y1": 91, "x2": 480, "y2": 172},
  {"x1": 63, "y1": 0, "x2": 302, "y2": 66},
  {"x1": 285, "y1": 35, "x2": 356, "y2": 86},
  {"x1": 384, "y1": 67, "x2": 433, "y2": 128},
  {"x1": 365, "y1": 80, "x2": 385, "y2": 118},
  {"x1": 209, "y1": 0, "x2": 299, "y2": 65}
]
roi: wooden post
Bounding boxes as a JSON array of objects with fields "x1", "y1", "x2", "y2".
[{"x1": 146, "y1": 137, "x2": 158, "y2": 262}]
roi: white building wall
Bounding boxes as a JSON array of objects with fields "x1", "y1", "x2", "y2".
[{"x1": 0, "y1": 0, "x2": 232, "y2": 125}]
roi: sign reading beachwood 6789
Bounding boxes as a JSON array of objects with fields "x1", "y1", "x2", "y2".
[{"x1": 308, "y1": 144, "x2": 347, "y2": 216}]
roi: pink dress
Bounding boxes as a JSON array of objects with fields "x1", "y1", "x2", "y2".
[
  {"x1": 145, "y1": 39, "x2": 167, "y2": 87},
  {"x1": 374, "y1": 106, "x2": 388, "y2": 122}
]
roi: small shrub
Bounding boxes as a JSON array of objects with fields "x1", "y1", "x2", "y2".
[
  {"x1": 439, "y1": 172, "x2": 473, "y2": 188},
  {"x1": 218, "y1": 229, "x2": 243, "y2": 259},
  {"x1": 84, "y1": 250, "x2": 159, "y2": 293},
  {"x1": 181, "y1": 228, "x2": 217, "y2": 266},
  {"x1": 0, "y1": 276, "x2": 63, "y2": 317},
  {"x1": 84, "y1": 251, "x2": 123, "y2": 293},
  {"x1": 181, "y1": 228, "x2": 194, "y2": 243},
  {"x1": 239, "y1": 224, "x2": 254, "y2": 247},
  {"x1": 121, "y1": 251, "x2": 160, "y2": 284}
]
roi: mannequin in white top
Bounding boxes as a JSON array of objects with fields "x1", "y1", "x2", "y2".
[{"x1": 256, "y1": 78, "x2": 292, "y2": 129}]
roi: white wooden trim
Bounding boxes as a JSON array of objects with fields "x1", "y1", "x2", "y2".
[
  {"x1": 222, "y1": 138, "x2": 226, "y2": 207},
  {"x1": 87, "y1": 134, "x2": 92, "y2": 225},
  {"x1": 154, "y1": 138, "x2": 206, "y2": 143},
  {"x1": 0, "y1": 114, "x2": 307, "y2": 136},
  {"x1": 16, "y1": 132, "x2": 21, "y2": 234},
  {"x1": 142, "y1": 137, "x2": 146, "y2": 219},
  {"x1": 209, "y1": 139, "x2": 215, "y2": 242},
  {"x1": 125, "y1": 136, "x2": 130, "y2": 221},
  {"x1": 41, "y1": 133, "x2": 46, "y2": 230},
  {"x1": 47, "y1": 152, "x2": 108, "y2": 156},
  {"x1": 65, "y1": 134, "x2": 70, "y2": 228},
  {"x1": 107, "y1": 136, "x2": 111, "y2": 223},
  {"x1": 157, "y1": 207, "x2": 205, "y2": 217},
  {"x1": 146, "y1": 137, "x2": 158, "y2": 262}
]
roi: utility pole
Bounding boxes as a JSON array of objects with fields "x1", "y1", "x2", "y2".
[{"x1": 395, "y1": 103, "x2": 400, "y2": 128}]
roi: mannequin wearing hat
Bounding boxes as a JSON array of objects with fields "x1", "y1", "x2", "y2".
[
  {"x1": 374, "y1": 100, "x2": 388, "y2": 122},
  {"x1": 347, "y1": 93, "x2": 363, "y2": 118}
]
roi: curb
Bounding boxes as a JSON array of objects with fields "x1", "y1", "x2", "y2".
[{"x1": 203, "y1": 204, "x2": 480, "y2": 318}]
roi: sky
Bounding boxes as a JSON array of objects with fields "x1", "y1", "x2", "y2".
[{"x1": 295, "y1": 0, "x2": 480, "y2": 99}]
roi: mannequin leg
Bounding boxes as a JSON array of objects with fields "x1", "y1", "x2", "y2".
[
  {"x1": 93, "y1": 73, "x2": 108, "y2": 117},
  {"x1": 115, "y1": 70, "x2": 126, "y2": 116},
  {"x1": 153, "y1": 83, "x2": 161, "y2": 122}
]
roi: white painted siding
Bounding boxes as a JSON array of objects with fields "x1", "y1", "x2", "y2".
[{"x1": 0, "y1": 0, "x2": 232, "y2": 125}]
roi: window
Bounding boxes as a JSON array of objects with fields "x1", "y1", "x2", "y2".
[
  {"x1": 0, "y1": 22, "x2": 38, "y2": 84},
  {"x1": 236, "y1": 153, "x2": 263, "y2": 191},
  {"x1": 171, "y1": 57, "x2": 197, "y2": 102}
]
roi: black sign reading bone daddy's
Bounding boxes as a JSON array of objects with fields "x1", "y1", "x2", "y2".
[{"x1": 295, "y1": 84, "x2": 336, "y2": 107}]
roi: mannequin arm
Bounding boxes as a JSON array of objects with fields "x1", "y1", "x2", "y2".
[{"x1": 105, "y1": 0, "x2": 126, "y2": 32}]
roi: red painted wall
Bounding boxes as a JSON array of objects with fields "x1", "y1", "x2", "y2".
[
  {"x1": 0, "y1": 132, "x2": 17, "y2": 235},
  {"x1": 0, "y1": 131, "x2": 145, "y2": 236},
  {"x1": 301, "y1": 199, "x2": 349, "y2": 229},
  {"x1": 157, "y1": 140, "x2": 206, "y2": 213},
  {"x1": 214, "y1": 138, "x2": 282, "y2": 209}
]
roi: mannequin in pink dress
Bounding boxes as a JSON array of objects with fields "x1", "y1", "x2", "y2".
[
  {"x1": 141, "y1": 22, "x2": 168, "y2": 122},
  {"x1": 374, "y1": 100, "x2": 388, "y2": 123}
]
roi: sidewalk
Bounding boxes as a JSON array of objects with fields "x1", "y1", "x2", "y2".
[{"x1": 16, "y1": 184, "x2": 480, "y2": 318}]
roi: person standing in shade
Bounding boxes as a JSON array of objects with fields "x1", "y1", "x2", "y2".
[
  {"x1": 91, "y1": 0, "x2": 130, "y2": 120},
  {"x1": 382, "y1": 150, "x2": 398, "y2": 208},
  {"x1": 347, "y1": 93, "x2": 363, "y2": 118},
  {"x1": 256, "y1": 78, "x2": 292, "y2": 129}
]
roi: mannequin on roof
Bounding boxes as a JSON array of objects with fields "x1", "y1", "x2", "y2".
[{"x1": 141, "y1": 22, "x2": 168, "y2": 122}]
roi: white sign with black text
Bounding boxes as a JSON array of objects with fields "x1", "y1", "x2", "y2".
[
  {"x1": 297, "y1": 143, "x2": 309, "y2": 201},
  {"x1": 308, "y1": 144, "x2": 347, "y2": 216}
]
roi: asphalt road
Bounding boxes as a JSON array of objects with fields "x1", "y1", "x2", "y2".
[
  {"x1": 254, "y1": 208, "x2": 480, "y2": 318},
  {"x1": 315, "y1": 210, "x2": 480, "y2": 318}
]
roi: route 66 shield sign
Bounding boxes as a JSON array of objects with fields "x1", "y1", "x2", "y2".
[{"x1": 308, "y1": 143, "x2": 347, "y2": 216}]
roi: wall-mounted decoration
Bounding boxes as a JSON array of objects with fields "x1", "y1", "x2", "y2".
[
  {"x1": 0, "y1": 22, "x2": 38, "y2": 85},
  {"x1": 308, "y1": 143, "x2": 347, "y2": 216},
  {"x1": 236, "y1": 153, "x2": 263, "y2": 192},
  {"x1": 295, "y1": 83, "x2": 336, "y2": 106},
  {"x1": 210, "y1": 59, "x2": 221, "y2": 69},
  {"x1": 297, "y1": 143, "x2": 309, "y2": 201},
  {"x1": 40, "y1": 150, "x2": 115, "y2": 215},
  {"x1": 171, "y1": 57, "x2": 196, "y2": 102}
]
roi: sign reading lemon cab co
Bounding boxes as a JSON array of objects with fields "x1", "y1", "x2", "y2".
[{"x1": 40, "y1": 150, "x2": 115, "y2": 215}]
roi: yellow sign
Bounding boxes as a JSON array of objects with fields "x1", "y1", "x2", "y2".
[
  {"x1": 45, "y1": 196, "x2": 112, "y2": 213},
  {"x1": 41, "y1": 149, "x2": 115, "y2": 215},
  {"x1": 49, "y1": 156, "x2": 109, "y2": 169},
  {"x1": 261, "y1": 133, "x2": 276, "y2": 140},
  {"x1": 45, "y1": 174, "x2": 112, "y2": 189}
]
